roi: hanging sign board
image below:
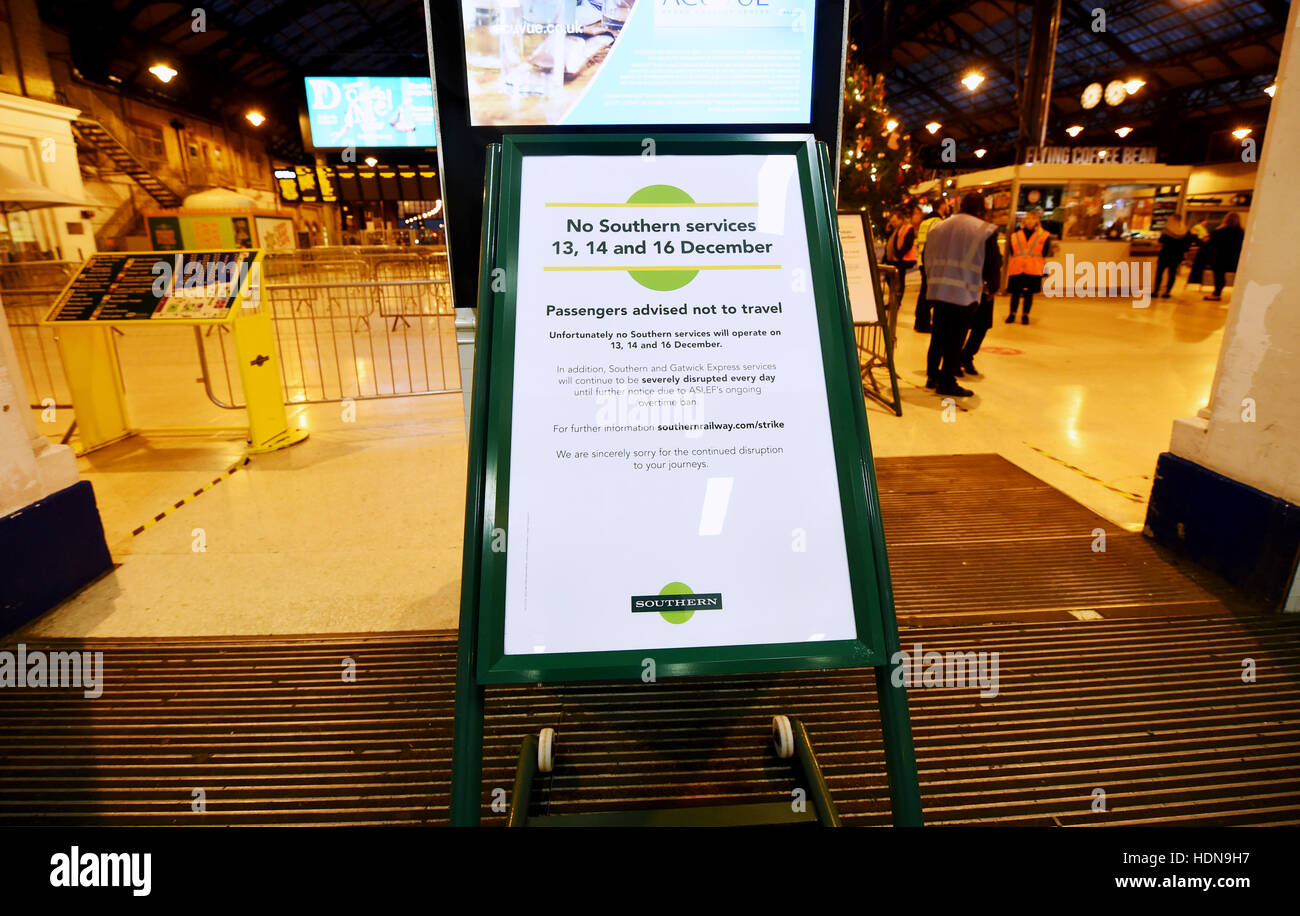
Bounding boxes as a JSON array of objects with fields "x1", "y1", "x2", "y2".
[
  {"x1": 1024, "y1": 145, "x2": 1159, "y2": 165},
  {"x1": 836, "y1": 212, "x2": 879, "y2": 324},
  {"x1": 471, "y1": 134, "x2": 893, "y2": 683}
]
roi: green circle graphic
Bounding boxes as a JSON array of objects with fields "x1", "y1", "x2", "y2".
[
  {"x1": 658, "y1": 581, "x2": 695, "y2": 625},
  {"x1": 627, "y1": 185, "x2": 698, "y2": 292}
]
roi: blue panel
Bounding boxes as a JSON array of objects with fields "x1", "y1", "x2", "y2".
[
  {"x1": 1145, "y1": 453, "x2": 1300, "y2": 607},
  {"x1": 0, "y1": 481, "x2": 112, "y2": 636}
]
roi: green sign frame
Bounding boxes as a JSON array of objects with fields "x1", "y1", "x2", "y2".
[
  {"x1": 452, "y1": 134, "x2": 921, "y2": 826},
  {"x1": 471, "y1": 133, "x2": 894, "y2": 682}
]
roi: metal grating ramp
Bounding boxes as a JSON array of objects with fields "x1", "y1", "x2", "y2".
[
  {"x1": 2, "y1": 455, "x2": 1296, "y2": 825},
  {"x1": 879, "y1": 454, "x2": 1228, "y2": 624}
]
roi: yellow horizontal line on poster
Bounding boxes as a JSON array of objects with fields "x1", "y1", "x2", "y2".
[
  {"x1": 543, "y1": 265, "x2": 782, "y2": 272},
  {"x1": 545, "y1": 202, "x2": 758, "y2": 208}
]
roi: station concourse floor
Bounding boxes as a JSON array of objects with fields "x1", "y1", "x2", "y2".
[{"x1": 18, "y1": 279, "x2": 1232, "y2": 639}]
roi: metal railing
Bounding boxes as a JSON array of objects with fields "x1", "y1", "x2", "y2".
[
  {"x1": 0, "y1": 262, "x2": 78, "y2": 410},
  {"x1": 200, "y1": 250, "x2": 461, "y2": 407},
  {"x1": 3, "y1": 252, "x2": 460, "y2": 431}
]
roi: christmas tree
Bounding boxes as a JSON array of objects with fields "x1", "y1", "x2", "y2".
[{"x1": 839, "y1": 61, "x2": 915, "y2": 235}]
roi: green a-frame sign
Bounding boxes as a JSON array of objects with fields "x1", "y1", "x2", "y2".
[{"x1": 449, "y1": 133, "x2": 922, "y2": 827}]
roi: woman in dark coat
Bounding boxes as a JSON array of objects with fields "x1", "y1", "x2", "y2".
[{"x1": 1204, "y1": 212, "x2": 1244, "y2": 301}]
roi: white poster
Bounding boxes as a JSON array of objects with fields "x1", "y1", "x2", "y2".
[
  {"x1": 501, "y1": 152, "x2": 857, "y2": 656},
  {"x1": 836, "y1": 213, "x2": 879, "y2": 324},
  {"x1": 254, "y1": 217, "x2": 297, "y2": 252}
]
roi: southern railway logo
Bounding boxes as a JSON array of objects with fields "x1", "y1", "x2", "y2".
[{"x1": 631, "y1": 581, "x2": 722, "y2": 625}]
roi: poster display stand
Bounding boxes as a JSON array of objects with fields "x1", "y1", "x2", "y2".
[
  {"x1": 837, "y1": 210, "x2": 903, "y2": 416},
  {"x1": 41, "y1": 250, "x2": 307, "y2": 455},
  {"x1": 451, "y1": 134, "x2": 921, "y2": 826}
]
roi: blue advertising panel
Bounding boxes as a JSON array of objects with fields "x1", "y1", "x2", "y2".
[
  {"x1": 460, "y1": 0, "x2": 816, "y2": 127},
  {"x1": 303, "y1": 76, "x2": 438, "y2": 148}
]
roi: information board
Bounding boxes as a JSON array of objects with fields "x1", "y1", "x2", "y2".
[
  {"x1": 473, "y1": 134, "x2": 891, "y2": 683},
  {"x1": 303, "y1": 76, "x2": 438, "y2": 148},
  {"x1": 836, "y1": 213, "x2": 880, "y2": 324},
  {"x1": 45, "y1": 252, "x2": 255, "y2": 323},
  {"x1": 460, "y1": 0, "x2": 816, "y2": 127}
]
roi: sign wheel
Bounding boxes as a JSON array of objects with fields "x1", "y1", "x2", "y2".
[
  {"x1": 537, "y1": 727, "x2": 557, "y2": 773},
  {"x1": 772, "y1": 715, "x2": 795, "y2": 759}
]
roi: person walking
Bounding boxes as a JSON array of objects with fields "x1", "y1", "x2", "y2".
[
  {"x1": 914, "y1": 198, "x2": 950, "y2": 332},
  {"x1": 923, "y1": 192, "x2": 1001, "y2": 398},
  {"x1": 1188, "y1": 217, "x2": 1216, "y2": 289},
  {"x1": 1005, "y1": 210, "x2": 1051, "y2": 324},
  {"x1": 1153, "y1": 217, "x2": 1192, "y2": 298},
  {"x1": 1204, "y1": 212, "x2": 1244, "y2": 301}
]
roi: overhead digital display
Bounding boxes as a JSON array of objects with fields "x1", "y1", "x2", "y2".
[
  {"x1": 303, "y1": 76, "x2": 438, "y2": 148},
  {"x1": 460, "y1": 0, "x2": 816, "y2": 127}
]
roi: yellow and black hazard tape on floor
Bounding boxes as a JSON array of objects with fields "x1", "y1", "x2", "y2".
[
  {"x1": 130, "y1": 456, "x2": 251, "y2": 537},
  {"x1": 1022, "y1": 443, "x2": 1145, "y2": 503}
]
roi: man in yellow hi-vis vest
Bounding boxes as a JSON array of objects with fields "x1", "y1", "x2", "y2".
[
  {"x1": 914, "y1": 197, "x2": 951, "y2": 332},
  {"x1": 1005, "y1": 211, "x2": 1053, "y2": 325}
]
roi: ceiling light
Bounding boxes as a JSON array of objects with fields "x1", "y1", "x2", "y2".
[
  {"x1": 1123, "y1": 79, "x2": 1145, "y2": 95},
  {"x1": 885, "y1": 119, "x2": 898, "y2": 131},
  {"x1": 974, "y1": 149, "x2": 987, "y2": 158},
  {"x1": 962, "y1": 72, "x2": 985, "y2": 92},
  {"x1": 926, "y1": 121, "x2": 941, "y2": 134},
  {"x1": 1232, "y1": 127, "x2": 1252, "y2": 140},
  {"x1": 149, "y1": 63, "x2": 177, "y2": 84},
  {"x1": 1265, "y1": 83, "x2": 1277, "y2": 97},
  {"x1": 1115, "y1": 126, "x2": 1133, "y2": 138},
  {"x1": 364, "y1": 157, "x2": 378, "y2": 167},
  {"x1": 245, "y1": 110, "x2": 266, "y2": 127},
  {"x1": 1066, "y1": 125, "x2": 1084, "y2": 138}
]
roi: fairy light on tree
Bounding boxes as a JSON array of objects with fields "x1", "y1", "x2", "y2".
[{"x1": 840, "y1": 59, "x2": 915, "y2": 235}]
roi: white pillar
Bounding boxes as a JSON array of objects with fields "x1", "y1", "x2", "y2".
[
  {"x1": 1160, "y1": 6, "x2": 1300, "y2": 610},
  {"x1": 0, "y1": 298, "x2": 78, "y2": 518},
  {"x1": 1168, "y1": 10, "x2": 1300, "y2": 503}
]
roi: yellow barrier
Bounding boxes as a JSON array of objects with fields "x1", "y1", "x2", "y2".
[{"x1": 41, "y1": 249, "x2": 308, "y2": 455}]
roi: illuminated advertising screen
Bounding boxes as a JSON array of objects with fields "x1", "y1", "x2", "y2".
[
  {"x1": 460, "y1": 0, "x2": 816, "y2": 127},
  {"x1": 303, "y1": 76, "x2": 438, "y2": 147}
]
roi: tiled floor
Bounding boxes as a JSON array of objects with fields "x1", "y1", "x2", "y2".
[
  {"x1": 870, "y1": 274, "x2": 1229, "y2": 531},
  {"x1": 17, "y1": 273, "x2": 1232, "y2": 638}
]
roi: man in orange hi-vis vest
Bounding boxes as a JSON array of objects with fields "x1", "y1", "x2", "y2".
[{"x1": 1005, "y1": 211, "x2": 1053, "y2": 325}]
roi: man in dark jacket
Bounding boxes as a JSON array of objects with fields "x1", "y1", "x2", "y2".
[
  {"x1": 922, "y1": 192, "x2": 1002, "y2": 397},
  {"x1": 1205, "y1": 212, "x2": 1245, "y2": 301}
]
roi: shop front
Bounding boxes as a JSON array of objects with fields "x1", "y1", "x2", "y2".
[
  {"x1": 955, "y1": 149, "x2": 1194, "y2": 291},
  {"x1": 1183, "y1": 161, "x2": 1256, "y2": 238}
]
